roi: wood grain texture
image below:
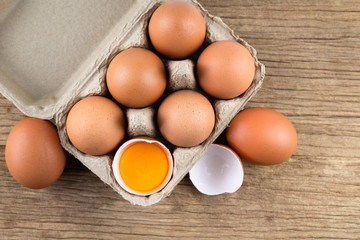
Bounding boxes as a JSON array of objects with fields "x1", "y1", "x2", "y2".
[{"x1": 1, "y1": 0, "x2": 359, "y2": 239}]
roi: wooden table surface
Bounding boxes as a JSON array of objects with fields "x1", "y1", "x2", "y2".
[{"x1": 1, "y1": 0, "x2": 359, "y2": 239}]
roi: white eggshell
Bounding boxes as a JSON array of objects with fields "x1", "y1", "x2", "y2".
[{"x1": 189, "y1": 144, "x2": 244, "y2": 195}]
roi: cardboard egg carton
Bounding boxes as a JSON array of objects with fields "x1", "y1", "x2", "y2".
[{"x1": 0, "y1": 0, "x2": 265, "y2": 206}]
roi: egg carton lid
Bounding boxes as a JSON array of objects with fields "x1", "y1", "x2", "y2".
[{"x1": 0, "y1": 0, "x2": 149, "y2": 119}]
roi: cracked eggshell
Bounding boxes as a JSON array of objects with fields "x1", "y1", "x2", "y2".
[
  {"x1": 112, "y1": 137, "x2": 173, "y2": 196},
  {"x1": 189, "y1": 144, "x2": 244, "y2": 195}
]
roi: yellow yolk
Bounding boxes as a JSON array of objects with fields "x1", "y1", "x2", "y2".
[{"x1": 119, "y1": 142, "x2": 169, "y2": 192}]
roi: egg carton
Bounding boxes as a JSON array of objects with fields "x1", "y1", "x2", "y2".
[{"x1": 0, "y1": 0, "x2": 265, "y2": 206}]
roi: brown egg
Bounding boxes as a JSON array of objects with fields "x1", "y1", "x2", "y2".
[
  {"x1": 66, "y1": 96, "x2": 125, "y2": 155},
  {"x1": 5, "y1": 117, "x2": 66, "y2": 189},
  {"x1": 197, "y1": 40, "x2": 255, "y2": 99},
  {"x1": 106, "y1": 48, "x2": 166, "y2": 108},
  {"x1": 226, "y1": 107, "x2": 297, "y2": 165},
  {"x1": 148, "y1": 0, "x2": 206, "y2": 59},
  {"x1": 157, "y1": 90, "x2": 215, "y2": 147}
]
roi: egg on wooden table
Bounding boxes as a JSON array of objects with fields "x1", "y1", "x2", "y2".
[
  {"x1": 5, "y1": 117, "x2": 66, "y2": 189},
  {"x1": 226, "y1": 107, "x2": 297, "y2": 165}
]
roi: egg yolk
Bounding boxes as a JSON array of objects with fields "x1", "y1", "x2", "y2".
[{"x1": 119, "y1": 142, "x2": 169, "y2": 192}]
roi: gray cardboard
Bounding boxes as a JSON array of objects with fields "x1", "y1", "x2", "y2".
[
  {"x1": 0, "y1": 0, "x2": 265, "y2": 206},
  {"x1": 0, "y1": 0, "x2": 142, "y2": 119}
]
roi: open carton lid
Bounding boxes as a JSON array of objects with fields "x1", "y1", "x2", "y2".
[{"x1": 0, "y1": 0, "x2": 148, "y2": 119}]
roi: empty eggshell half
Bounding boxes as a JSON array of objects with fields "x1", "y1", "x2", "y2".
[{"x1": 189, "y1": 144, "x2": 244, "y2": 195}]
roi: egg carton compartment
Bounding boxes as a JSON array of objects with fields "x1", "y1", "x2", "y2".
[{"x1": 0, "y1": 0, "x2": 265, "y2": 206}]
